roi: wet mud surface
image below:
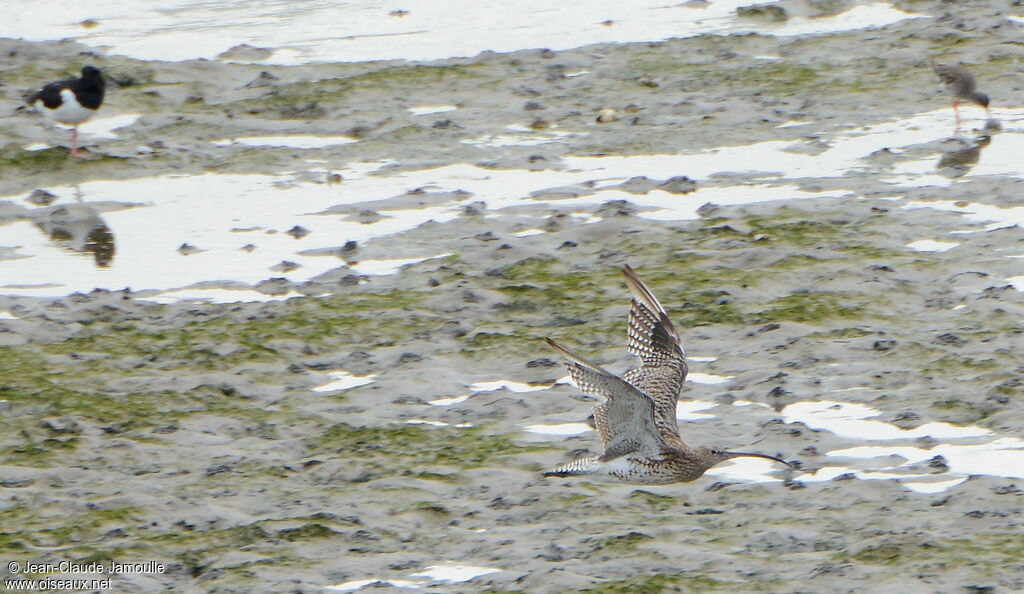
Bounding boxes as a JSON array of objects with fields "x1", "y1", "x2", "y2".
[{"x1": 1, "y1": 1, "x2": 1023, "y2": 591}]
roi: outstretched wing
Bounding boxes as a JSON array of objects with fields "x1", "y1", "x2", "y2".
[
  {"x1": 621, "y1": 265, "x2": 688, "y2": 447},
  {"x1": 546, "y1": 338, "x2": 669, "y2": 460}
]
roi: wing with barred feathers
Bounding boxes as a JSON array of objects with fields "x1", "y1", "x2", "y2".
[
  {"x1": 546, "y1": 338, "x2": 669, "y2": 460},
  {"x1": 621, "y1": 265, "x2": 689, "y2": 447}
]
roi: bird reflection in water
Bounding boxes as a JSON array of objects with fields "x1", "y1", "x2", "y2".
[
  {"x1": 32, "y1": 189, "x2": 115, "y2": 267},
  {"x1": 936, "y1": 133, "x2": 991, "y2": 178}
]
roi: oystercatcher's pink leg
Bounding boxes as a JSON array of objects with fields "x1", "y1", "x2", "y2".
[{"x1": 70, "y1": 127, "x2": 81, "y2": 157}]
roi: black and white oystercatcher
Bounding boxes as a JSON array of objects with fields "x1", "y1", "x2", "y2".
[
  {"x1": 27, "y1": 66, "x2": 106, "y2": 157},
  {"x1": 931, "y1": 61, "x2": 989, "y2": 127}
]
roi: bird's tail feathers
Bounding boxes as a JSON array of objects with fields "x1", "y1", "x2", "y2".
[{"x1": 544, "y1": 456, "x2": 600, "y2": 478}]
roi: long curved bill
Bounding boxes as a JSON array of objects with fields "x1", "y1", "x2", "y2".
[{"x1": 724, "y1": 451, "x2": 793, "y2": 468}]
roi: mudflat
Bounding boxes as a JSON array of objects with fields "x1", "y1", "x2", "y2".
[{"x1": 1, "y1": 1, "x2": 1023, "y2": 591}]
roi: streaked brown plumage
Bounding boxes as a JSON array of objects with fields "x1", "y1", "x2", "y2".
[
  {"x1": 544, "y1": 265, "x2": 791, "y2": 484},
  {"x1": 931, "y1": 60, "x2": 990, "y2": 127}
]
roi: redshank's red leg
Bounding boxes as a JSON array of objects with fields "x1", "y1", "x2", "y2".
[{"x1": 952, "y1": 98, "x2": 961, "y2": 127}]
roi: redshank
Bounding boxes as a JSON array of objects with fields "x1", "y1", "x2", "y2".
[{"x1": 931, "y1": 61, "x2": 989, "y2": 127}]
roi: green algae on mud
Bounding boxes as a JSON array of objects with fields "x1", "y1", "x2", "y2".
[
  {"x1": 489, "y1": 257, "x2": 872, "y2": 333},
  {"x1": 840, "y1": 532, "x2": 1024, "y2": 572},
  {"x1": 0, "y1": 504, "x2": 140, "y2": 554},
  {"x1": 313, "y1": 423, "x2": 548, "y2": 472},
  {"x1": 0, "y1": 143, "x2": 128, "y2": 173},
  {"x1": 36, "y1": 289, "x2": 443, "y2": 360},
  {"x1": 0, "y1": 146, "x2": 71, "y2": 170},
  {"x1": 210, "y1": 62, "x2": 488, "y2": 118}
]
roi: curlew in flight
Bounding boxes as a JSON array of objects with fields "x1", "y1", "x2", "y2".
[{"x1": 544, "y1": 265, "x2": 791, "y2": 484}]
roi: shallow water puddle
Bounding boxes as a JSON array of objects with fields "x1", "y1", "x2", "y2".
[
  {"x1": 729, "y1": 2, "x2": 920, "y2": 37},
  {"x1": 883, "y1": 476, "x2": 968, "y2": 494},
  {"x1": 687, "y1": 355, "x2": 717, "y2": 363},
  {"x1": 4, "y1": 1, "x2": 920, "y2": 64},
  {"x1": 136, "y1": 287, "x2": 303, "y2": 304},
  {"x1": 470, "y1": 380, "x2": 548, "y2": 393},
  {"x1": 410, "y1": 564, "x2": 501, "y2": 582},
  {"x1": 524, "y1": 423, "x2": 592, "y2": 436},
  {"x1": 0, "y1": 167, "x2": 462, "y2": 298},
  {"x1": 905, "y1": 239, "x2": 958, "y2": 252},
  {"x1": 462, "y1": 127, "x2": 587, "y2": 149},
  {"x1": 6, "y1": 106, "x2": 1020, "y2": 300},
  {"x1": 79, "y1": 113, "x2": 141, "y2": 140},
  {"x1": 687, "y1": 372, "x2": 733, "y2": 385},
  {"x1": 954, "y1": 108, "x2": 1024, "y2": 177},
  {"x1": 800, "y1": 465, "x2": 969, "y2": 494},
  {"x1": 311, "y1": 370, "x2": 376, "y2": 393},
  {"x1": 407, "y1": 105, "x2": 458, "y2": 116},
  {"x1": 560, "y1": 109, "x2": 971, "y2": 183},
  {"x1": 904, "y1": 199, "x2": 1024, "y2": 232},
  {"x1": 704, "y1": 456, "x2": 788, "y2": 484},
  {"x1": 782, "y1": 400, "x2": 991, "y2": 440},
  {"x1": 889, "y1": 106, "x2": 1024, "y2": 182},
  {"x1": 326, "y1": 563, "x2": 501, "y2": 591},
  {"x1": 512, "y1": 228, "x2": 545, "y2": 237},
  {"x1": 826, "y1": 438, "x2": 1024, "y2": 479},
  {"x1": 405, "y1": 419, "x2": 473, "y2": 428},
  {"x1": 784, "y1": 400, "x2": 1023, "y2": 491},
  {"x1": 212, "y1": 135, "x2": 359, "y2": 149},
  {"x1": 677, "y1": 400, "x2": 717, "y2": 420},
  {"x1": 28, "y1": 113, "x2": 141, "y2": 151},
  {"x1": 326, "y1": 578, "x2": 421, "y2": 591},
  {"x1": 425, "y1": 395, "x2": 468, "y2": 407},
  {"x1": 358, "y1": 126, "x2": 925, "y2": 213},
  {"x1": 546, "y1": 110, "x2": 1016, "y2": 198}
]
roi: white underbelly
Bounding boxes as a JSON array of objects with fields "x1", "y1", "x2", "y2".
[{"x1": 38, "y1": 89, "x2": 96, "y2": 125}]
